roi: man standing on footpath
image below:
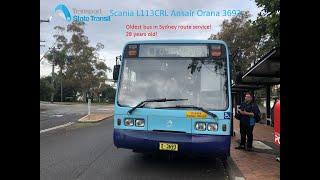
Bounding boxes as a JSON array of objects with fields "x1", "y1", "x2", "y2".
[{"x1": 235, "y1": 92, "x2": 260, "y2": 151}]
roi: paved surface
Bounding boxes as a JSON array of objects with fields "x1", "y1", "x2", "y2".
[
  {"x1": 78, "y1": 114, "x2": 114, "y2": 123},
  {"x1": 40, "y1": 102, "x2": 114, "y2": 130},
  {"x1": 40, "y1": 117, "x2": 230, "y2": 180},
  {"x1": 231, "y1": 117, "x2": 280, "y2": 180}
]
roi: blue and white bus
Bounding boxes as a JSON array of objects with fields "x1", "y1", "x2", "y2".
[{"x1": 113, "y1": 40, "x2": 232, "y2": 159}]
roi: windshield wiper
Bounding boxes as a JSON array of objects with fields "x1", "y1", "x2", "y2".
[
  {"x1": 155, "y1": 105, "x2": 217, "y2": 119},
  {"x1": 127, "y1": 98, "x2": 188, "y2": 115}
]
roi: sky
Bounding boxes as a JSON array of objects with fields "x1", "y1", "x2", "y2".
[{"x1": 40, "y1": 0, "x2": 261, "y2": 79}]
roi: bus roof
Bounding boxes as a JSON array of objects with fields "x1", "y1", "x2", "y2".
[{"x1": 124, "y1": 40, "x2": 228, "y2": 47}]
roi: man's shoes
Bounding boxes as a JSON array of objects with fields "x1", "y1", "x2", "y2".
[
  {"x1": 246, "y1": 147, "x2": 252, "y2": 151},
  {"x1": 235, "y1": 145, "x2": 245, "y2": 150}
]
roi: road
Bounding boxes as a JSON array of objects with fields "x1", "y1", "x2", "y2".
[
  {"x1": 40, "y1": 102, "x2": 114, "y2": 130},
  {"x1": 40, "y1": 116, "x2": 230, "y2": 180}
]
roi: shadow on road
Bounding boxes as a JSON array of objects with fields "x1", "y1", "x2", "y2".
[{"x1": 117, "y1": 152, "x2": 228, "y2": 179}]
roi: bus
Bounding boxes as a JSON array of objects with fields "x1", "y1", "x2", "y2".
[{"x1": 113, "y1": 40, "x2": 232, "y2": 159}]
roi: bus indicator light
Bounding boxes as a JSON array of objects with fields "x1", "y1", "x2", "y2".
[
  {"x1": 128, "y1": 45, "x2": 138, "y2": 57},
  {"x1": 222, "y1": 124, "x2": 226, "y2": 131},
  {"x1": 211, "y1": 44, "x2": 221, "y2": 57},
  {"x1": 128, "y1": 50, "x2": 137, "y2": 56},
  {"x1": 211, "y1": 50, "x2": 221, "y2": 56}
]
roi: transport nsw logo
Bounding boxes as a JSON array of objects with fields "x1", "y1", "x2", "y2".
[
  {"x1": 55, "y1": 4, "x2": 71, "y2": 22},
  {"x1": 53, "y1": 4, "x2": 110, "y2": 22},
  {"x1": 167, "y1": 120, "x2": 173, "y2": 128}
]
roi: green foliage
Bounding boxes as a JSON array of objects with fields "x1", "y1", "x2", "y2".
[
  {"x1": 43, "y1": 21, "x2": 111, "y2": 102},
  {"x1": 40, "y1": 76, "x2": 54, "y2": 101},
  {"x1": 208, "y1": 11, "x2": 259, "y2": 81},
  {"x1": 53, "y1": 73, "x2": 78, "y2": 102},
  {"x1": 208, "y1": 2, "x2": 280, "y2": 82},
  {"x1": 103, "y1": 84, "x2": 116, "y2": 103},
  {"x1": 253, "y1": 0, "x2": 280, "y2": 47}
]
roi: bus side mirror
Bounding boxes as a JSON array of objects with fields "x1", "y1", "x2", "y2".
[{"x1": 113, "y1": 65, "x2": 120, "y2": 81}]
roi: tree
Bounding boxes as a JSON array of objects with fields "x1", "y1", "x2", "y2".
[
  {"x1": 53, "y1": 77, "x2": 77, "y2": 102},
  {"x1": 45, "y1": 26, "x2": 68, "y2": 102},
  {"x1": 40, "y1": 76, "x2": 54, "y2": 101},
  {"x1": 102, "y1": 84, "x2": 116, "y2": 103},
  {"x1": 208, "y1": 11, "x2": 260, "y2": 81},
  {"x1": 253, "y1": 0, "x2": 280, "y2": 47},
  {"x1": 64, "y1": 21, "x2": 110, "y2": 102},
  {"x1": 44, "y1": 22, "x2": 110, "y2": 102},
  {"x1": 45, "y1": 26, "x2": 68, "y2": 69}
]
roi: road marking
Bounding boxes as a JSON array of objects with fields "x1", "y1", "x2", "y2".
[
  {"x1": 49, "y1": 114, "x2": 63, "y2": 117},
  {"x1": 40, "y1": 122, "x2": 74, "y2": 134}
]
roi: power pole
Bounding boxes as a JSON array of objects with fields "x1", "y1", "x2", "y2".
[
  {"x1": 50, "y1": 47, "x2": 55, "y2": 103},
  {"x1": 40, "y1": 19, "x2": 50, "y2": 23},
  {"x1": 40, "y1": 41, "x2": 57, "y2": 62},
  {"x1": 40, "y1": 19, "x2": 49, "y2": 46},
  {"x1": 61, "y1": 66, "x2": 63, "y2": 102}
]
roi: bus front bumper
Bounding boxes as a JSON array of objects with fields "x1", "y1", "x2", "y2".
[{"x1": 113, "y1": 129, "x2": 230, "y2": 157}]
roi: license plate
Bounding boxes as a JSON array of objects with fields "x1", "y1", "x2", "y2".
[{"x1": 159, "y1": 142, "x2": 178, "y2": 151}]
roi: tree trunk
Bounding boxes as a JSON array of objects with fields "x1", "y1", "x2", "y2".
[{"x1": 82, "y1": 90, "x2": 87, "y2": 102}]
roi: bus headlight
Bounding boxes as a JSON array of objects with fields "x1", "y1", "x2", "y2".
[
  {"x1": 124, "y1": 119, "x2": 134, "y2": 126},
  {"x1": 208, "y1": 123, "x2": 218, "y2": 131},
  {"x1": 195, "y1": 122, "x2": 206, "y2": 131},
  {"x1": 135, "y1": 119, "x2": 145, "y2": 127}
]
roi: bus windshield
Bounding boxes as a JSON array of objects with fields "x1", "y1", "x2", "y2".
[{"x1": 117, "y1": 57, "x2": 228, "y2": 110}]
